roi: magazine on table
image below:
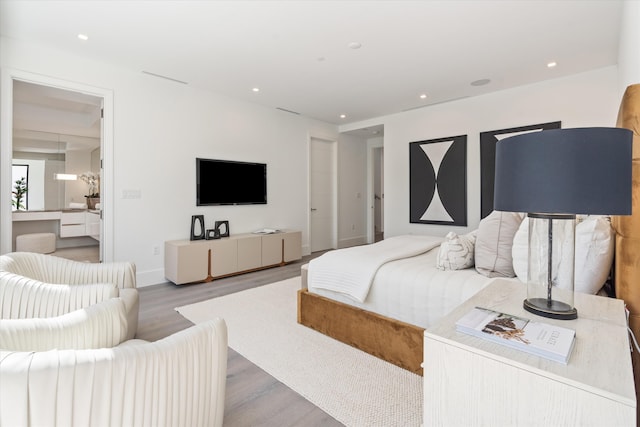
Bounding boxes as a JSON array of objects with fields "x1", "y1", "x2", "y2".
[{"x1": 455, "y1": 307, "x2": 576, "y2": 364}]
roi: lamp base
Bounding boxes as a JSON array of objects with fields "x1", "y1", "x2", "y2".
[{"x1": 523, "y1": 298, "x2": 577, "y2": 320}]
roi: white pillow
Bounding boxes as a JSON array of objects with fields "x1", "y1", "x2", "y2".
[
  {"x1": 511, "y1": 216, "x2": 614, "y2": 294},
  {"x1": 437, "y1": 230, "x2": 477, "y2": 270},
  {"x1": 475, "y1": 211, "x2": 525, "y2": 278}
]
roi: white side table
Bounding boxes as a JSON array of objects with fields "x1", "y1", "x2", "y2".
[{"x1": 423, "y1": 279, "x2": 636, "y2": 426}]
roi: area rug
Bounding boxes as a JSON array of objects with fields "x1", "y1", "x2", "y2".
[{"x1": 175, "y1": 277, "x2": 422, "y2": 427}]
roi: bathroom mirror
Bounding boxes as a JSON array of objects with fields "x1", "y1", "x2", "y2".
[{"x1": 12, "y1": 81, "x2": 101, "y2": 212}]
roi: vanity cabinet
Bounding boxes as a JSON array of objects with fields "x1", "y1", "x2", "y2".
[
  {"x1": 59, "y1": 211, "x2": 100, "y2": 239},
  {"x1": 164, "y1": 230, "x2": 302, "y2": 285},
  {"x1": 86, "y1": 211, "x2": 100, "y2": 240},
  {"x1": 60, "y1": 211, "x2": 88, "y2": 237}
]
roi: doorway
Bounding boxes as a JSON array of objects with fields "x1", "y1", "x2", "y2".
[
  {"x1": 1, "y1": 70, "x2": 114, "y2": 261},
  {"x1": 373, "y1": 147, "x2": 384, "y2": 242},
  {"x1": 309, "y1": 137, "x2": 337, "y2": 253}
]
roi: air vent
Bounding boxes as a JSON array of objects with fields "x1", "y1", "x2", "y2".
[
  {"x1": 141, "y1": 71, "x2": 188, "y2": 85},
  {"x1": 276, "y1": 107, "x2": 301, "y2": 115},
  {"x1": 402, "y1": 96, "x2": 470, "y2": 112}
]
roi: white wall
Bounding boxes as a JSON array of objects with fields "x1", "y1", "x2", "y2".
[
  {"x1": 618, "y1": 0, "x2": 640, "y2": 93},
  {"x1": 1, "y1": 36, "x2": 349, "y2": 286},
  {"x1": 337, "y1": 133, "x2": 368, "y2": 248},
  {"x1": 346, "y1": 67, "x2": 620, "y2": 239}
]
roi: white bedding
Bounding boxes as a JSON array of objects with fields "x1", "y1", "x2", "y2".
[
  {"x1": 308, "y1": 245, "x2": 520, "y2": 329},
  {"x1": 307, "y1": 234, "x2": 443, "y2": 302}
]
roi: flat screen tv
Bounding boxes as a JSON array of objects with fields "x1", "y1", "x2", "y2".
[{"x1": 196, "y1": 158, "x2": 267, "y2": 206}]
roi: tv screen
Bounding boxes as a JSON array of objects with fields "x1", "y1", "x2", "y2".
[{"x1": 196, "y1": 158, "x2": 267, "y2": 206}]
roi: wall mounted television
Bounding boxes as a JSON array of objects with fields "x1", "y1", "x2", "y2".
[{"x1": 196, "y1": 158, "x2": 267, "y2": 206}]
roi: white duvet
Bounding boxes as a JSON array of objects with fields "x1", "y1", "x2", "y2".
[
  {"x1": 307, "y1": 235, "x2": 443, "y2": 302},
  {"x1": 308, "y1": 238, "x2": 520, "y2": 328}
]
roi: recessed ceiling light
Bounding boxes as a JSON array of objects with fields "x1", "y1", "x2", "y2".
[
  {"x1": 252, "y1": 87, "x2": 260, "y2": 92},
  {"x1": 470, "y1": 79, "x2": 491, "y2": 87},
  {"x1": 340, "y1": 114, "x2": 347, "y2": 119},
  {"x1": 77, "y1": 34, "x2": 89, "y2": 41},
  {"x1": 547, "y1": 61, "x2": 557, "y2": 68},
  {"x1": 420, "y1": 94, "x2": 427, "y2": 99},
  {"x1": 348, "y1": 42, "x2": 362, "y2": 50}
]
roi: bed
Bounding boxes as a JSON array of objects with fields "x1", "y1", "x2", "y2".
[
  {"x1": 297, "y1": 212, "x2": 528, "y2": 375},
  {"x1": 297, "y1": 84, "x2": 640, "y2": 379}
]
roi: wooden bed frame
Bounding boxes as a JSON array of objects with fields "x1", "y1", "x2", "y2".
[
  {"x1": 297, "y1": 264, "x2": 425, "y2": 375},
  {"x1": 297, "y1": 84, "x2": 640, "y2": 381},
  {"x1": 297, "y1": 288, "x2": 425, "y2": 375}
]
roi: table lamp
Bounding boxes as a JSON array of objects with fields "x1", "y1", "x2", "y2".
[{"x1": 494, "y1": 127, "x2": 632, "y2": 320}]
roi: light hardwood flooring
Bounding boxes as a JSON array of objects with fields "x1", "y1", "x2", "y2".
[
  {"x1": 136, "y1": 252, "x2": 344, "y2": 427},
  {"x1": 51, "y1": 245, "x2": 100, "y2": 263}
]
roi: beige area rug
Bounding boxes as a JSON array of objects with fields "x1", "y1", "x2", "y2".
[{"x1": 175, "y1": 277, "x2": 422, "y2": 427}]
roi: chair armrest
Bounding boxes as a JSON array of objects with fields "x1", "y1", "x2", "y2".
[
  {"x1": 0, "y1": 318, "x2": 228, "y2": 427},
  {"x1": 0, "y1": 297, "x2": 129, "y2": 351},
  {"x1": 118, "y1": 288, "x2": 139, "y2": 340},
  {"x1": 46, "y1": 258, "x2": 137, "y2": 289},
  {"x1": 0, "y1": 272, "x2": 118, "y2": 318}
]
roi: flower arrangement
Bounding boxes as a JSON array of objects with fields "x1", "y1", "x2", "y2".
[{"x1": 79, "y1": 171, "x2": 100, "y2": 198}]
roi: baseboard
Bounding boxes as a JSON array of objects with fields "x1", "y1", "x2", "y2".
[
  {"x1": 136, "y1": 268, "x2": 167, "y2": 287},
  {"x1": 338, "y1": 235, "x2": 367, "y2": 249}
]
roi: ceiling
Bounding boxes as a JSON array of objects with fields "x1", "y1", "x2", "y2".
[{"x1": 0, "y1": 0, "x2": 624, "y2": 134}]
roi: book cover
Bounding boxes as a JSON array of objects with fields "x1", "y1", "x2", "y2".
[{"x1": 455, "y1": 307, "x2": 576, "y2": 364}]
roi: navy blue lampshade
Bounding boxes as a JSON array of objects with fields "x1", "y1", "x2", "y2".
[{"x1": 494, "y1": 127, "x2": 633, "y2": 215}]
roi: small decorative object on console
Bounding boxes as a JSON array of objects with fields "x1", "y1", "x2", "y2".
[
  {"x1": 206, "y1": 229, "x2": 220, "y2": 240},
  {"x1": 253, "y1": 228, "x2": 279, "y2": 234},
  {"x1": 190, "y1": 215, "x2": 205, "y2": 241},
  {"x1": 455, "y1": 306, "x2": 576, "y2": 364},
  {"x1": 215, "y1": 220, "x2": 229, "y2": 237}
]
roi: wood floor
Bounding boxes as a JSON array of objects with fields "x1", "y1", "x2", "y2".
[{"x1": 136, "y1": 252, "x2": 344, "y2": 427}]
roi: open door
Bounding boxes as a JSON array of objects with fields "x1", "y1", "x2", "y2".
[{"x1": 1, "y1": 70, "x2": 113, "y2": 261}]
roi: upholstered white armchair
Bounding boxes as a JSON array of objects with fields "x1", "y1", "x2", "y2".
[
  {"x1": 0, "y1": 297, "x2": 129, "y2": 351},
  {"x1": 0, "y1": 252, "x2": 139, "y2": 339},
  {"x1": 0, "y1": 318, "x2": 228, "y2": 427}
]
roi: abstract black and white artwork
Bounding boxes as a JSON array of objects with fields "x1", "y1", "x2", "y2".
[
  {"x1": 410, "y1": 135, "x2": 467, "y2": 226},
  {"x1": 479, "y1": 121, "x2": 561, "y2": 219}
]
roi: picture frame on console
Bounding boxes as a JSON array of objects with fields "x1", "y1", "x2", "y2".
[
  {"x1": 190, "y1": 215, "x2": 205, "y2": 240},
  {"x1": 215, "y1": 220, "x2": 230, "y2": 238}
]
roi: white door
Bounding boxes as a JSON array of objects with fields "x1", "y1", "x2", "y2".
[{"x1": 310, "y1": 138, "x2": 336, "y2": 252}]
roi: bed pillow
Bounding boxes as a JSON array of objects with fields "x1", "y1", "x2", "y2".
[
  {"x1": 511, "y1": 216, "x2": 614, "y2": 294},
  {"x1": 475, "y1": 211, "x2": 525, "y2": 278},
  {"x1": 436, "y1": 230, "x2": 477, "y2": 270}
]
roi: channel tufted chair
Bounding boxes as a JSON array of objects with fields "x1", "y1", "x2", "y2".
[
  {"x1": 0, "y1": 252, "x2": 139, "y2": 339},
  {"x1": 0, "y1": 318, "x2": 228, "y2": 427},
  {"x1": 0, "y1": 252, "x2": 228, "y2": 426}
]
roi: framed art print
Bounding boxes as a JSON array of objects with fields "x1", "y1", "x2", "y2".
[
  {"x1": 410, "y1": 135, "x2": 467, "y2": 226},
  {"x1": 480, "y1": 121, "x2": 561, "y2": 219}
]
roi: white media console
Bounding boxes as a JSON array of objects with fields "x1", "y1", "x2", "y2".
[{"x1": 164, "y1": 230, "x2": 302, "y2": 285}]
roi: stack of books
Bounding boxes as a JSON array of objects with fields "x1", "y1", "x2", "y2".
[{"x1": 455, "y1": 307, "x2": 576, "y2": 364}]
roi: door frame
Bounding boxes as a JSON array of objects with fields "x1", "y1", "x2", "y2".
[
  {"x1": 1, "y1": 69, "x2": 114, "y2": 261},
  {"x1": 307, "y1": 135, "x2": 338, "y2": 252}
]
